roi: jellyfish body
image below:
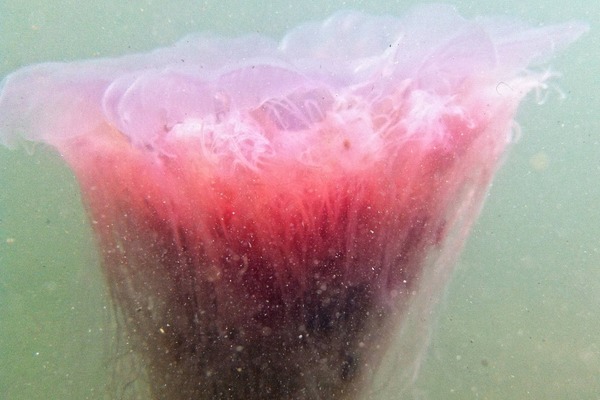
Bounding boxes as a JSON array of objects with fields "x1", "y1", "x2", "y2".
[{"x1": 0, "y1": 5, "x2": 587, "y2": 400}]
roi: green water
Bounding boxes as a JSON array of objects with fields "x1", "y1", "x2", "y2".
[{"x1": 0, "y1": 1, "x2": 598, "y2": 399}]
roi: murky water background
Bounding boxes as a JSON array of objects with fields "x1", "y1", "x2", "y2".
[{"x1": 1, "y1": 1, "x2": 598, "y2": 398}]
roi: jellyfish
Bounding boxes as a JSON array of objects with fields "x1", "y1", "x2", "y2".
[{"x1": 0, "y1": 4, "x2": 587, "y2": 400}]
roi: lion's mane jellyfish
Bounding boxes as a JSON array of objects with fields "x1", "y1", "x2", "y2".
[{"x1": 0, "y1": 4, "x2": 587, "y2": 400}]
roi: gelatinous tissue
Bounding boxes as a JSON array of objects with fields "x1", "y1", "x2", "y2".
[{"x1": 0, "y1": 4, "x2": 587, "y2": 399}]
